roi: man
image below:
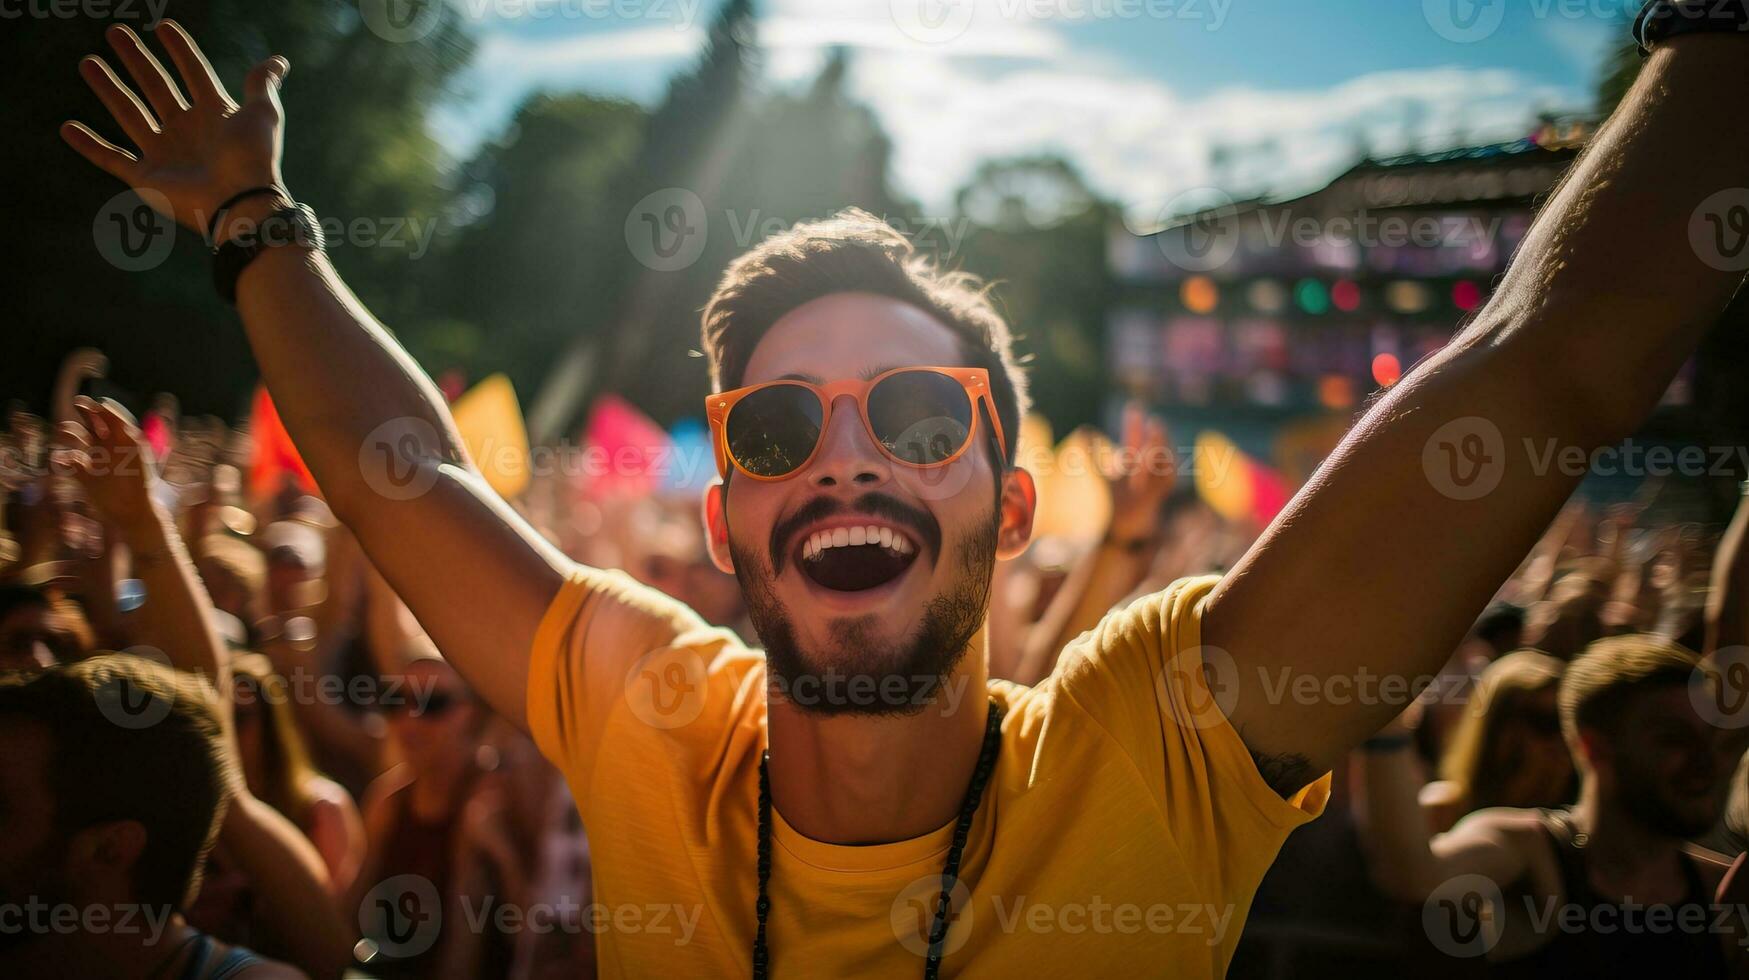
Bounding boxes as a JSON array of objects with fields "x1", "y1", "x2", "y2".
[
  {"x1": 58, "y1": 8, "x2": 1749, "y2": 974},
  {"x1": 1354, "y1": 637, "x2": 1735, "y2": 972},
  {"x1": 0, "y1": 656, "x2": 303, "y2": 978}
]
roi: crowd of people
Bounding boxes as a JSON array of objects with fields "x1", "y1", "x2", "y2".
[
  {"x1": 4, "y1": 378, "x2": 1749, "y2": 977},
  {"x1": 16, "y1": 10, "x2": 1749, "y2": 977}
]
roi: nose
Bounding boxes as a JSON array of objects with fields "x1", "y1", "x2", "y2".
[{"x1": 808, "y1": 394, "x2": 892, "y2": 490}]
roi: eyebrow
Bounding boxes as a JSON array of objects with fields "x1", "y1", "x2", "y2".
[{"x1": 773, "y1": 364, "x2": 907, "y2": 384}]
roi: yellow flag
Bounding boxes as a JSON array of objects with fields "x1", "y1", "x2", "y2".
[{"x1": 452, "y1": 374, "x2": 531, "y2": 499}]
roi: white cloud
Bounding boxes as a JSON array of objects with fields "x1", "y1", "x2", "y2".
[
  {"x1": 845, "y1": 48, "x2": 1575, "y2": 222},
  {"x1": 436, "y1": 1, "x2": 1585, "y2": 218}
]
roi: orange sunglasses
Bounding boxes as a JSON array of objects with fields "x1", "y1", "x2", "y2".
[{"x1": 705, "y1": 366, "x2": 1008, "y2": 481}]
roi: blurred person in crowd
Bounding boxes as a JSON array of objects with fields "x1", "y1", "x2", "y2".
[
  {"x1": 353, "y1": 653, "x2": 492, "y2": 977},
  {"x1": 624, "y1": 498, "x2": 747, "y2": 639},
  {"x1": 0, "y1": 657, "x2": 307, "y2": 979},
  {"x1": 188, "y1": 653, "x2": 367, "y2": 954},
  {"x1": 1354, "y1": 637, "x2": 1734, "y2": 973},
  {"x1": 259, "y1": 520, "x2": 326, "y2": 619},
  {"x1": 228, "y1": 653, "x2": 365, "y2": 895},
  {"x1": 439, "y1": 719, "x2": 595, "y2": 980},
  {"x1": 1522, "y1": 573, "x2": 1608, "y2": 660},
  {"x1": 1436, "y1": 651, "x2": 1573, "y2": 822},
  {"x1": 1357, "y1": 651, "x2": 1572, "y2": 849},
  {"x1": 199, "y1": 534, "x2": 268, "y2": 627},
  {"x1": 58, "y1": 16, "x2": 1749, "y2": 975}
]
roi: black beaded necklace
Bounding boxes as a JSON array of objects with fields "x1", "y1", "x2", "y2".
[{"x1": 752, "y1": 698, "x2": 1006, "y2": 980}]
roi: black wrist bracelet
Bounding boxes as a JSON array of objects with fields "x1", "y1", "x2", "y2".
[
  {"x1": 205, "y1": 185, "x2": 286, "y2": 244},
  {"x1": 212, "y1": 203, "x2": 325, "y2": 304},
  {"x1": 1636, "y1": 0, "x2": 1749, "y2": 56}
]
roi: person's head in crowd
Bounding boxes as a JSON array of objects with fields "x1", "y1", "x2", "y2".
[
  {"x1": 1439, "y1": 650, "x2": 1572, "y2": 814},
  {"x1": 385, "y1": 646, "x2": 485, "y2": 775},
  {"x1": 1471, "y1": 603, "x2": 1524, "y2": 660},
  {"x1": 0, "y1": 584, "x2": 56, "y2": 671},
  {"x1": 1560, "y1": 635, "x2": 1728, "y2": 838},
  {"x1": 196, "y1": 534, "x2": 266, "y2": 624},
  {"x1": 630, "y1": 501, "x2": 744, "y2": 629},
  {"x1": 229, "y1": 652, "x2": 326, "y2": 824},
  {"x1": 259, "y1": 520, "x2": 326, "y2": 615},
  {"x1": 0, "y1": 656, "x2": 234, "y2": 954},
  {"x1": 698, "y1": 208, "x2": 1037, "y2": 715}
]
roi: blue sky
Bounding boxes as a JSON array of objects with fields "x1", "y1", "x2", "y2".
[{"x1": 424, "y1": 0, "x2": 1631, "y2": 219}]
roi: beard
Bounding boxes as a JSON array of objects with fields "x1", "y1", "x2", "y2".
[
  {"x1": 729, "y1": 499, "x2": 998, "y2": 718},
  {"x1": 1615, "y1": 752, "x2": 1721, "y2": 839}
]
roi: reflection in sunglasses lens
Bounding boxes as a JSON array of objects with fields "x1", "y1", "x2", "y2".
[
  {"x1": 727, "y1": 384, "x2": 823, "y2": 478},
  {"x1": 869, "y1": 371, "x2": 973, "y2": 465}
]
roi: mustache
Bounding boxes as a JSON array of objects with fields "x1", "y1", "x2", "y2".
[{"x1": 770, "y1": 492, "x2": 941, "y2": 576}]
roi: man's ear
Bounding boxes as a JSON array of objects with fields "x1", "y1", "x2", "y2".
[
  {"x1": 67, "y1": 819, "x2": 147, "y2": 888},
  {"x1": 702, "y1": 481, "x2": 735, "y2": 574},
  {"x1": 995, "y1": 466, "x2": 1036, "y2": 560}
]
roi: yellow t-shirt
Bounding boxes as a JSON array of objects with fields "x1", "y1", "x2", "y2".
[{"x1": 527, "y1": 570, "x2": 1330, "y2": 978}]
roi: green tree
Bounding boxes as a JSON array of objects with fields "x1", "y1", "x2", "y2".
[
  {"x1": 950, "y1": 156, "x2": 1117, "y2": 431},
  {"x1": 6, "y1": 0, "x2": 471, "y2": 417}
]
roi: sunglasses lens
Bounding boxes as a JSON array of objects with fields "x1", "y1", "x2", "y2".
[
  {"x1": 726, "y1": 383, "x2": 823, "y2": 478},
  {"x1": 869, "y1": 371, "x2": 975, "y2": 465}
]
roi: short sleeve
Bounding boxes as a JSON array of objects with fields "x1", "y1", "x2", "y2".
[
  {"x1": 525, "y1": 566, "x2": 751, "y2": 795},
  {"x1": 1051, "y1": 575, "x2": 1331, "y2": 907}
]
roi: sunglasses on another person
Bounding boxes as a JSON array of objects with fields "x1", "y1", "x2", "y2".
[{"x1": 705, "y1": 366, "x2": 1007, "y2": 481}]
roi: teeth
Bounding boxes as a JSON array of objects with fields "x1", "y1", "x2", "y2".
[{"x1": 801, "y1": 525, "x2": 916, "y2": 561}]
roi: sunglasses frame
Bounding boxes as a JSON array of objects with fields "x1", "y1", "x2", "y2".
[{"x1": 705, "y1": 366, "x2": 1008, "y2": 482}]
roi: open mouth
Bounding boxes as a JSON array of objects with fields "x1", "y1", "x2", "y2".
[{"x1": 798, "y1": 524, "x2": 919, "y2": 592}]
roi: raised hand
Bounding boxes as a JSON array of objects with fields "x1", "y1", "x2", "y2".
[
  {"x1": 52, "y1": 397, "x2": 158, "y2": 531},
  {"x1": 1103, "y1": 402, "x2": 1176, "y2": 544},
  {"x1": 61, "y1": 21, "x2": 289, "y2": 236}
]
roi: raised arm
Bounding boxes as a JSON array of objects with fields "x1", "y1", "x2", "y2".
[
  {"x1": 61, "y1": 22, "x2": 569, "y2": 729},
  {"x1": 56, "y1": 398, "x2": 227, "y2": 690},
  {"x1": 1204, "y1": 34, "x2": 1749, "y2": 792}
]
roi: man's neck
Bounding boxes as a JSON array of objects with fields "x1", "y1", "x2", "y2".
[
  {"x1": 1568, "y1": 784, "x2": 1691, "y2": 901},
  {"x1": 765, "y1": 640, "x2": 992, "y2": 845}
]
